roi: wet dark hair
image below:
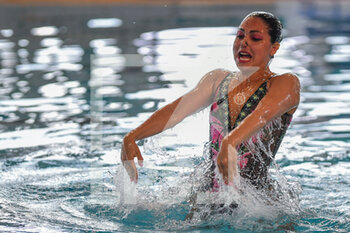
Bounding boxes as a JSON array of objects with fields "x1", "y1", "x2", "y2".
[{"x1": 245, "y1": 11, "x2": 283, "y2": 44}]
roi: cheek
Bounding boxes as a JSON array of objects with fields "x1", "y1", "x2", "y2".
[
  {"x1": 233, "y1": 39, "x2": 239, "y2": 52},
  {"x1": 256, "y1": 44, "x2": 272, "y2": 58}
]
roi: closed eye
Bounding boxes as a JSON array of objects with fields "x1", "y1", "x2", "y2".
[
  {"x1": 251, "y1": 37, "x2": 262, "y2": 41},
  {"x1": 251, "y1": 33, "x2": 263, "y2": 41},
  {"x1": 236, "y1": 31, "x2": 244, "y2": 39}
]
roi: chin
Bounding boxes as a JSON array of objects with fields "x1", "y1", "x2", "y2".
[{"x1": 237, "y1": 64, "x2": 260, "y2": 75}]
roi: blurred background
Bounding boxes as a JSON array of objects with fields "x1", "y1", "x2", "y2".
[{"x1": 0, "y1": 0, "x2": 349, "y2": 232}]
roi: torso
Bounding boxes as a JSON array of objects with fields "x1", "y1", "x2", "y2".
[
  {"x1": 211, "y1": 70, "x2": 296, "y2": 122},
  {"x1": 207, "y1": 70, "x2": 294, "y2": 191},
  {"x1": 228, "y1": 72, "x2": 272, "y2": 127}
]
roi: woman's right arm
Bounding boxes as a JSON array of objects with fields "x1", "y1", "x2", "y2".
[{"x1": 121, "y1": 69, "x2": 230, "y2": 182}]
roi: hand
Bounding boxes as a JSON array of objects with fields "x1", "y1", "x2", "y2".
[
  {"x1": 216, "y1": 138, "x2": 239, "y2": 186},
  {"x1": 120, "y1": 133, "x2": 144, "y2": 183}
]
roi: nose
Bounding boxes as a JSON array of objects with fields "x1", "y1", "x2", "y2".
[{"x1": 241, "y1": 37, "x2": 248, "y2": 46}]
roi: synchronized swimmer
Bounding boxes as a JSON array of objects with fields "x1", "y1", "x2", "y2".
[{"x1": 121, "y1": 11, "x2": 300, "y2": 203}]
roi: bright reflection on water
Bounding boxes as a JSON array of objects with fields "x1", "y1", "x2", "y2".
[
  {"x1": 31, "y1": 26, "x2": 60, "y2": 37},
  {"x1": 0, "y1": 4, "x2": 350, "y2": 233},
  {"x1": 87, "y1": 18, "x2": 123, "y2": 28}
]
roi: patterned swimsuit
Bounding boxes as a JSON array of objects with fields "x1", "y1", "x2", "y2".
[{"x1": 208, "y1": 72, "x2": 293, "y2": 191}]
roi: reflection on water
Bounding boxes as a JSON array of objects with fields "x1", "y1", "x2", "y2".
[
  {"x1": 0, "y1": 1, "x2": 350, "y2": 232},
  {"x1": 31, "y1": 26, "x2": 60, "y2": 37},
  {"x1": 87, "y1": 18, "x2": 123, "y2": 29}
]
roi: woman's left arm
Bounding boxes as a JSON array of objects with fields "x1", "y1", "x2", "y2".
[{"x1": 217, "y1": 73, "x2": 300, "y2": 184}]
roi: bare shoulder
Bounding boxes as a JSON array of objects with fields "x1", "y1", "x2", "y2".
[
  {"x1": 269, "y1": 73, "x2": 300, "y2": 97},
  {"x1": 201, "y1": 68, "x2": 234, "y2": 89},
  {"x1": 268, "y1": 72, "x2": 300, "y2": 113},
  {"x1": 201, "y1": 68, "x2": 232, "y2": 82},
  {"x1": 271, "y1": 72, "x2": 300, "y2": 87},
  {"x1": 269, "y1": 72, "x2": 300, "y2": 96}
]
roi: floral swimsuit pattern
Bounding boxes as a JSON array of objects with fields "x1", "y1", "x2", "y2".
[{"x1": 208, "y1": 72, "x2": 292, "y2": 191}]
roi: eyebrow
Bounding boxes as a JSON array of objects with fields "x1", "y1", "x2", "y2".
[{"x1": 238, "y1": 28, "x2": 262, "y2": 33}]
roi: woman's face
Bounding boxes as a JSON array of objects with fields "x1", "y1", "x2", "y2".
[{"x1": 233, "y1": 16, "x2": 279, "y2": 71}]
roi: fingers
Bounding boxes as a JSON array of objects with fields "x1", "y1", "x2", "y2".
[
  {"x1": 121, "y1": 138, "x2": 143, "y2": 183},
  {"x1": 123, "y1": 159, "x2": 138, "y2": 183},
  {"x1": 135, "y1": 146, "x2": 144, "y2": 167},
  {"x1": 121, "y1": 145, "x2": 138, "y2": 182},
  {"x1": 217, "y1": 143, "x2": 238, "y2": 185},
  {"x1": 121, "y1": 141, "x2": 143, "y2": 167},
  {"x1": 227, "y1": 144, "x2": 238, "y2": 186},
  {"x1": 217, "y1": 153, "x2": 229, "y2": 184}
]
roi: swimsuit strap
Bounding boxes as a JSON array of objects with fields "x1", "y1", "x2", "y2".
[{"x1": 214, "y1": 72, "x2": 235, "y2": 105}]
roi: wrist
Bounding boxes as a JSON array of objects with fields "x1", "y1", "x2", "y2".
[
  {"x1": 219, "y1": 136, "x2": 229, "y2": 151},
  {"x1": 223, "y1": 134, "x2": 237, "y2": 149},
  {"x1": 125, "y1": 130, "x2": 137, "y2": 142}
]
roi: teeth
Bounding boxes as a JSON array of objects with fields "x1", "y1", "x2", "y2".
[
  {"x1": 239, "y1": 51, "x2": 251, "y2": 61},
  {"x1": 239, "y1": 52, "x2": 250, "y2": 56},
  {"x1": 240, "y1": 57, "x2": 250, "y2": 61}
]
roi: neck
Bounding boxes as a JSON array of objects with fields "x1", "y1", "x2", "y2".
[{"x1": 239, "y1": 67, "x2": 272, "y2": 83}]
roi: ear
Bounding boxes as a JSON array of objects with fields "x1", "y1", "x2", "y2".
[{"x1": 270, "y1": 42, "x2": 280, "y2": 57}]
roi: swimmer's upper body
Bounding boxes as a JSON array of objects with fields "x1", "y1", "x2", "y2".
[{"x1": 121, "y1": 11, "x2": 300, "y2": 187}]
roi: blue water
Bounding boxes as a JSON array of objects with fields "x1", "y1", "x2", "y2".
[{"x1": 0, "y1": 2, "x2": 350, "y2": 232}]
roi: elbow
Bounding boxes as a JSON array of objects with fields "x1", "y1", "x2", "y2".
[{"x1": 165, "y1": 115, "x2": 184, "y2": 129}]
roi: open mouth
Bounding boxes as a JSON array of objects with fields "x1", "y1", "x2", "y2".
[{"x1": 238, "y1": 51, "x2": 252, "y2": 62}]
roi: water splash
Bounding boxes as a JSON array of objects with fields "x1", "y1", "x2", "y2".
[{"x1": 113, "y1": 130, "x2": 302, "y2": 231}]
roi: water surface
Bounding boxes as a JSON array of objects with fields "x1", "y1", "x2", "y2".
[{"x1": 0, "y1": 2, "x2": 349, "y2": 232}]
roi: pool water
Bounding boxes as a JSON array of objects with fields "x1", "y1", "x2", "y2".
[{"x1": 0, "y1": 2, "x2": 350, "y2": 232}]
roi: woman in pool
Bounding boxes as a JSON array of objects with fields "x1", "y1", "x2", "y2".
[{"x1": 121, "y1": 12, "x2": 300, "y2": 193}]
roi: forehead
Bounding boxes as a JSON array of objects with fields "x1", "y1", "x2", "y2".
[{"x1": 239, "y1": 17, "x2": 269, "y2": 33}]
